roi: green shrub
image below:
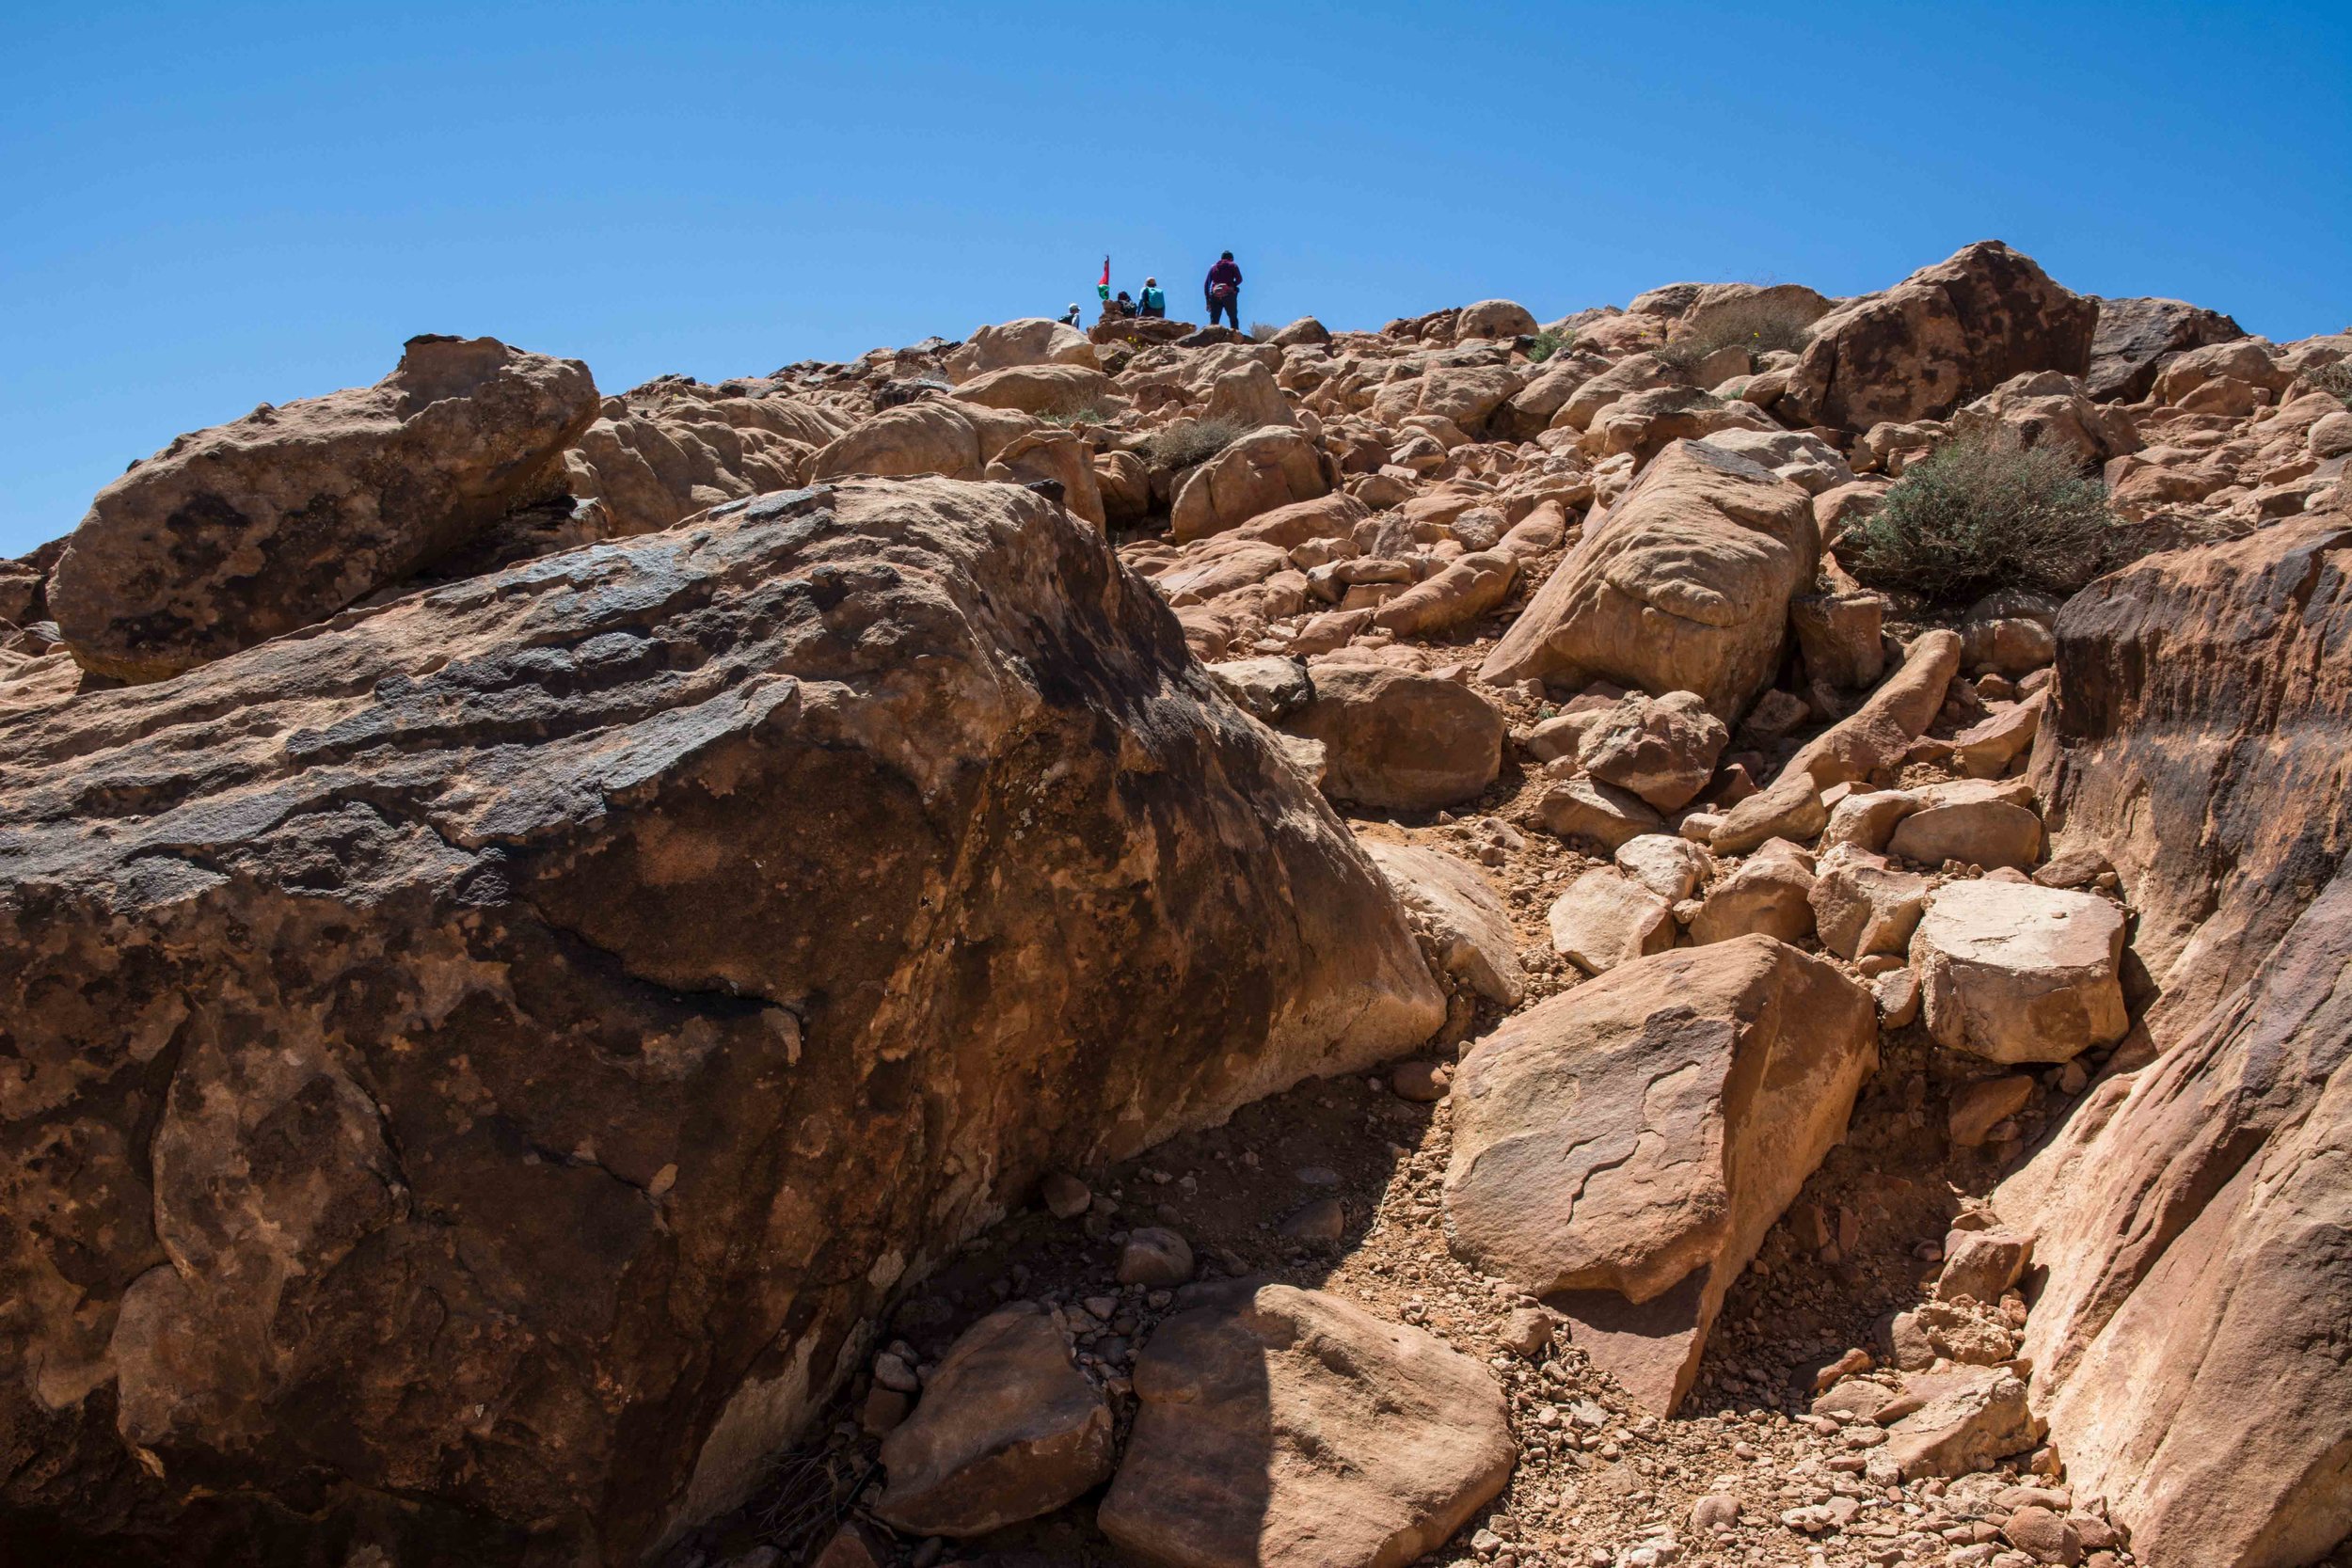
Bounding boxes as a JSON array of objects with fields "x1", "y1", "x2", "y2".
[
  {"x1": 1140, "y1": 415, "x2": 1248, "y2": 471},
  {"x1": 1527, "y1": 329, "x2": 1568, "y2": 363},
  {"x1": 2307, "y1": 358, "x2": 2352, "y2": 408},
  {"x1": 1847, "y1": 430, "x2": 2122, "y2": 604}
]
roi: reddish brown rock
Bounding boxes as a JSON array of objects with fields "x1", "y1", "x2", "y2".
[
  {"x1": 50, "y1": 336, "x2": 598, "y2": 681},
  {"x1": 1288, "y1": 663, "x2": 1503, "y2": 810},
  {"x1": 0, "y1": 478, "x2": 1443, "y2": 1564},
  {"x1": 1781, "y1": 241, "x2": 2097, "y2": 432}
]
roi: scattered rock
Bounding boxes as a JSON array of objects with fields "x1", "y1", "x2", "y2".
[
  {"x1": 1117, "y1": 1227, "x2": 1197, "y2": 1289},
  {"x1": 1547, "y1": 867, "x2": 1675, "y2": 974},
  {"x1": 1289, "y1": 663, "x2": 1503, "y2": 810},
  {"x1": 1577, "y1": 689, "x2": 1731, "y2": 812},
  {"x1": 1882, "y1": 1366, "x2": 2040, "y2": 1479},
  {"x1": 1365, "y1": 841, "x2": 1528, "y2": 1006}
]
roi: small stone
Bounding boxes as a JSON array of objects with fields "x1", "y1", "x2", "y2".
[
  {"x1": 2001, "y1": 1504, "x2": 2084, "y2": 1565},
  {"x1": 873, "y1": 1351, "x2": 921, "y2": 1393},
  {"x1": 1117, "y1": 1227, "x2": 1196, "y2": 1288},
  {"x1": 1279, "y1": 1196, "x2": 1346, "y2": 1243},
  {"x1": 1949, "y1": 1075, "x2": 2035, "y2": 1147},
  {"x1": 1500, "y1": 1307, "x2": 1554, "y2": 1356},
  {"x1": 1041, "y1": 1171, "x2": 1092, "y2": 1220},
  {"x1": 1391, "y1": 1059, "x2": 1452, "y2": 1101},
  {"x1": 861, "y1": 1385, "x2": 911, "y2": 1437}
]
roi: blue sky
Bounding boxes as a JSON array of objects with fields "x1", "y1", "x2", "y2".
[{"x1": 4, "y1": 1, "x2": 2347, "y2": 556}]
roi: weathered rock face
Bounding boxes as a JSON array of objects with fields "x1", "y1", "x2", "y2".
[
  {"x1": 1998, "y1": 517, "x2": 2352, "y2": 1568},
  {"x1": 1443, "y1": 937, "x2": 1877, "y2": 1410},
  {"x1": 0, "y1": 478, "x2": 1443, "y2": 1563},
  {"x1": 561, "y1": 385, "x2": 844, "y2": 542},
  {"x1": 1097, "y1": 1281, "x2": 1514, "y2": 1568},
  {"x1": 49, "y1": 335, "x2": 598, "y2": 682},
  {"x1": 1781, "y1": 242, "x2": 2097, "y2": 432},
  {"x1": 1363, "y1": 841, "x2": 1528, "y2": 1006},
  {"x1": 1480, "y1": 441, "x2": 1818, "y2": 721},
  {"x1": 2085, "y1": 297, "x2": 2248, "y2": 402}
]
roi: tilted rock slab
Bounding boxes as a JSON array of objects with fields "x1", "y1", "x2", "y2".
[
  {"x1": 50, "y1": 334, "x2": 598, "y2": 681},
  {"x1": 1997, "y1": 517, "x2": 2352, "y2": 1568},
  {"x1": 1480, "y1": 440, "x2": 1817, "y2": 722},
  {"x1": 0, "y1": 477, "x2": 1443, "y2": 1563},
  {"x1": 1098, "y1": 1281, "x2": 1514, "y2": 1568},
  {"x1": 1443, "y1": 937, "x2": 1877, "y2": 1411}
]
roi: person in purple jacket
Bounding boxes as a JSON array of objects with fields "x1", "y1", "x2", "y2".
[{"x1": 1203, "y1": 251, "x2": 1243, "y2": 329}]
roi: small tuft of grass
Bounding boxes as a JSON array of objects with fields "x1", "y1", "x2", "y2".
[
  {"x1": 1140, "y1": 415, "x2": 1249, "y2": 470},
  {"x1": 1847, "y1": 429, "x2": 2124, "y2": 605},
  {"x1": 1248, "y1": 321, "x2": 1281, "y2": 343}
]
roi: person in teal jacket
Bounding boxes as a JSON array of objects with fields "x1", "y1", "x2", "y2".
[{"x1": 1137, "y1": 277, "x2": 1167, "y2": 319}]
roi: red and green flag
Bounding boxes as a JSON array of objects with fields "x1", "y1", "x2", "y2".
[{"x1": 1098, "y1": 255, "x2": 1110, "y2": 302}]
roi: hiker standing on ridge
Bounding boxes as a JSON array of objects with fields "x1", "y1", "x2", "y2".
[
  {"x1": 1203, "y1": 251, "x2": 1242, "y2": 329},
  {"x1": 1059, "y1": 302, "x2": 1082, "y2": 326},
  {"x1": 1138, "y1": 277, "x2": 1166, "y2": 319}
]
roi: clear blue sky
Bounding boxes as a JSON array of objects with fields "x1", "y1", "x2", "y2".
[{"x1": 5, "y1": 1, "x2": 2347, "y2": 557}]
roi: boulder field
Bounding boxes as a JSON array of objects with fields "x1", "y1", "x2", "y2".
[{"x1": 0, "y1": 240, "x2": 2346, "y2": 1568}]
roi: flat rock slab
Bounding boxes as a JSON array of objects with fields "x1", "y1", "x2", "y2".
[
  {"x1": 876, "y1": 1305, "x2": 1113, "y2": 1537},
  {"x1": 1443, "y1": 937, "x2": 1876, "y2": 1410},
  {"x1": 1098, "y1": 1281, "x2": 1513, "y2": 1568},
  {"x1": 1882, "y1": 1366, "x2": 2039, "y2": 1479},
  {"x1": 1912, "y1": 881, "x2": 2126, "y2": 1062},
  {"x1": 1287, "y1": 663, "x2": 1502, "y2": 810}
]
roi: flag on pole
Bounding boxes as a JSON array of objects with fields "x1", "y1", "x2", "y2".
[{"x1": 1098, "y1": 254, "x2": 1111, "y2": 303}]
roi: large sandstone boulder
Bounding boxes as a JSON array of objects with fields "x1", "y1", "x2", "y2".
[
  {"x1": 1456, "y1": 299, "x2": 1539, "y2": 340},
  {"x1": 2085, "y1": 296, "x2": 2247, "y2": 402},
  {"x1": 1995, "y1": 518, "x2": 2352, "y2": 1568},
  {"x1": 1480, "y1": 440, "x2": 1817, "y2": 720},
  {"x1": 49, "y1": 335, "x2": 598, "y2": 682},
  {"x1": 1097, "y1": 1281, "x2": 1514, "y2": 1568},
  {"x1": 1169, "y1": 426, "x2": 1334, "y2": 545},
  {"x1": 1286, "y1": 663, "x2": 1503, "y2": 811},
  {"x1": 944, "y1": 317, "x2": 1099, "y2": 380},
  {"x1": 950, "y1": 361, "x2": 1117, "y2": 416},
  {"x1": 1443, "y1": 937, "x2": 1877, "y2": 1410},
  {"x1": 1781, "y1": 242, "x2": 2097, "y2": 432},
  {"x1": 0, "y1": 478, "x2": 1444, "y2": 1564}
]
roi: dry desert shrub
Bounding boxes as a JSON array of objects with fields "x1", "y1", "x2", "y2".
[
  {"x1": 1848, "y1": 429, "x2": 2123, "y2": 603},
  {"x1": 1140, "y1": 415, "x2": 1248, "y2": 470}
]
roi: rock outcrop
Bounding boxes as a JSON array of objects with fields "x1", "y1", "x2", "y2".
[
  {"x1": 1782, "y1": 242, "x2": 2097, "y2": 432},
  {"x1": 1996, "y1": 517, "x2": 2352, "y2": 1568},
  {"x1": 0, "y1": 478, "x2": 1443, "y2": 1562},
  {"x1": 49, "y1": 336, "x2": 598, "y2": 681}
]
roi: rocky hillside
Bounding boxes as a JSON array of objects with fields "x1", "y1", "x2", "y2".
[{"x1": 1, "y1": 242, "x2": 2346, "y2": 1568}]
